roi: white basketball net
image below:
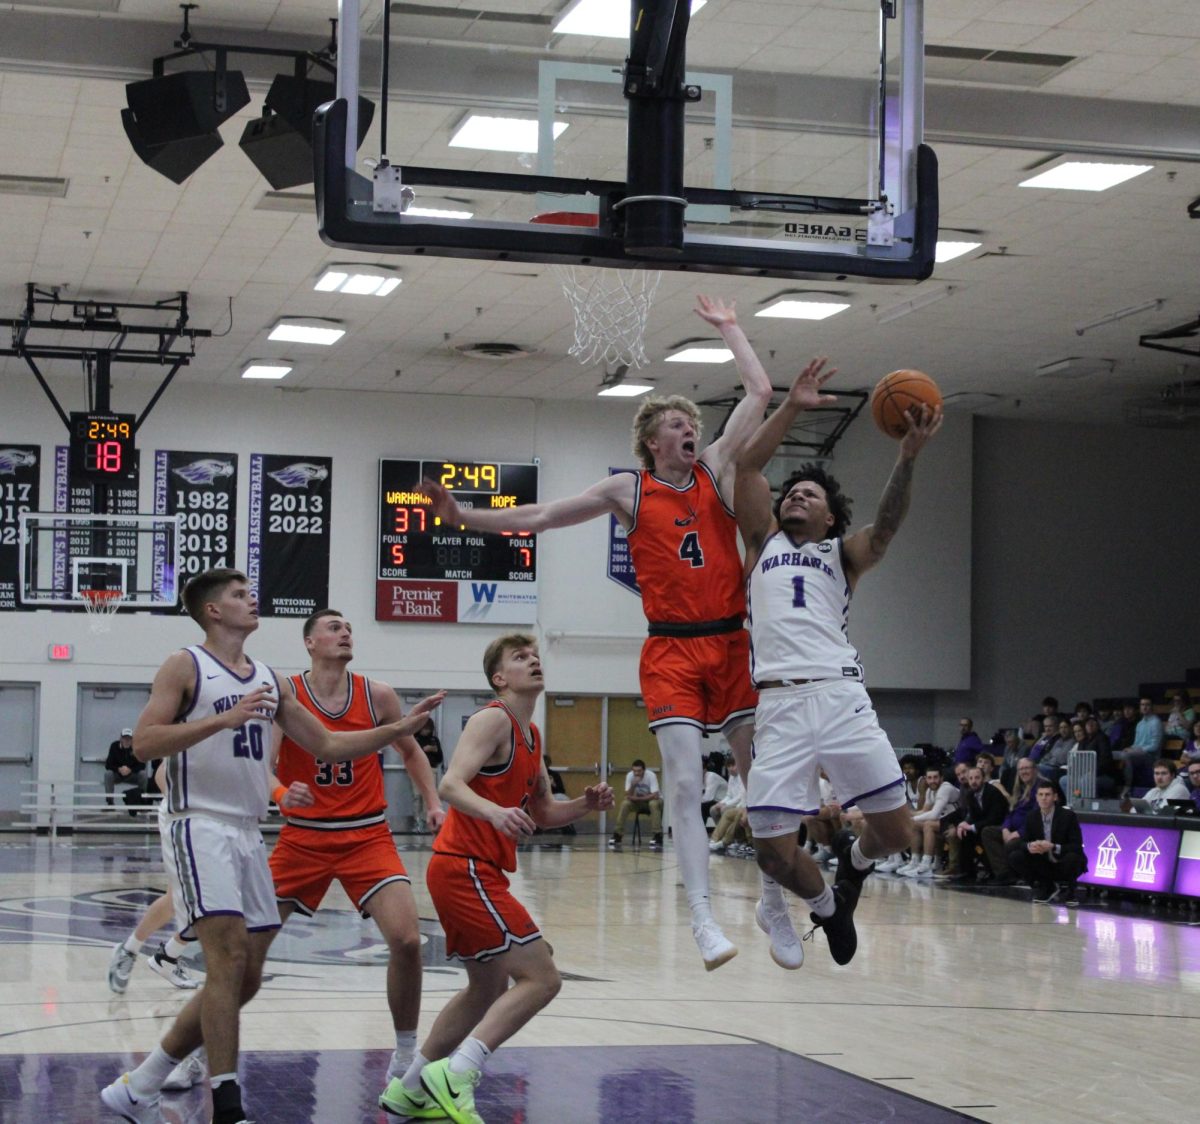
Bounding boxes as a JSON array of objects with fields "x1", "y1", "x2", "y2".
[
  {"x1": 552, "y1": 265, "x2": 662, "y2": 369},
  {"x1": 80, "y1": 589, "x2": 124, "y2": 634}
]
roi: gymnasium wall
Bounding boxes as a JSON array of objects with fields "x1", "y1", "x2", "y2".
[
  {"x1": 942, "y1": 415, "x2": 1200, "y2": 742},
  {"x1": 2, "y1": 373, "x2": 972, "y2": 778}
]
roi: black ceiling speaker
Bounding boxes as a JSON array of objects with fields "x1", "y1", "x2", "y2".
[
  {"x1": 123, "y1": 71, "x2": 251, "y2": 182},
  {"x1": 239, "y1": 74, "x2": 375, "y2": 190}
]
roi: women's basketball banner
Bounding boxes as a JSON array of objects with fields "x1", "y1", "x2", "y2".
[
  {"x1": 0, "y1": 444, "x2": 41, "y2": 612},
  {"x1": 247, "y1": 453, "x2": 332, "y2": 618},
  {"x1": 154, "y1": 451, "x2": 239, "y2": 611}
]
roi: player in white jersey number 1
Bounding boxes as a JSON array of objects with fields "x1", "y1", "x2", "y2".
[
  {"x1": 100, "y1": 567, "x2": 444, "y2": 1124},
  {"x1": 734, "y1": 360, "x2": 942, "y2": 969}
]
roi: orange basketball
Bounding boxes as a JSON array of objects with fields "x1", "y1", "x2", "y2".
[{"x1": 870, "y1": 369, "x2": 942, "y2": 439}]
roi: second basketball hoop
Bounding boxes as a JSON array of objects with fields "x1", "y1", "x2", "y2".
[{"x1": 533, "y1": 213, "x2": 661, "y2": 370}]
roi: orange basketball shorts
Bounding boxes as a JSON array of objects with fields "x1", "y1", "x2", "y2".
[
  {"x1": 269, "y1": 820, "x2": 409, "y2": 919},
  {"x1": 639, "y1": 629, "x2": 757, "y2": 733},
  {"x1": 427, "y1": 852, "x2": 542, "y2": 963}
]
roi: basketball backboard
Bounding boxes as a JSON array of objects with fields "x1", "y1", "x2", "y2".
[
  {"x1": 18, "y1": 512, "x2": 181, "y2": 611},
  {"x1": 316, "y1": 0, "x2": 935, "y2": 282}
]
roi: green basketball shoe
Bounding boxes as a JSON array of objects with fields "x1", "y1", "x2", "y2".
[
  {"x1": 379, "y1": 1077, "x2": 449, "y2": 1119},
  {"x1": 420, "y1": 1058, "x2": 485, "y2": 1124}
]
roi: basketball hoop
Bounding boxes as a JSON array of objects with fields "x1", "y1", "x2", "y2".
[
  {"x1": 80, "y1": 589, "x2": 124, "y2": 634},
  {"x1": 532, "y1": 213, "x2": 662, "y2": 369}
]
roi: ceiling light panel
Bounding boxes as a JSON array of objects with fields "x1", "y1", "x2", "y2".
[
  {"x1": 268, "y1": 321, "x2": 345, "y2": 345},
  {"x1": 666, "y1": 348, "x2": 734, "y2": 363},
  {"x1": 556, "y1": 0, "x2": 707, "y2": 37},
  {"x1": 242, "y1": 363, "x2": 292, "y2": 380},
  {"x1": 1019, "y1": 162, "x2": 1153, "y2": 191},
  {"x1": 756, "y1": 300, "x2": 850, "y2": 320},
  {"x1": 598, "y1": 383, "x2": 654, "y2": 397},
  {"x1": 449, "y1": 115, "x2": 568, "y2": 153},
  {"x1": 935, "y1": 240, "x2": 982, "y2": 263}
]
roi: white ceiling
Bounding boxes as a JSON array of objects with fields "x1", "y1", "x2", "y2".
[{"x1": 2, "y1": 0, "x2": 1199, "y2": 427}]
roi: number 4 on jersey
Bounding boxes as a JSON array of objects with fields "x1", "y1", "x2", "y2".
[{"x1": 678, "y1": 531, "x2": 705, "y2": 568}]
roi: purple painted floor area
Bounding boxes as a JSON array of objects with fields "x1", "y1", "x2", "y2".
[{"x1": 4, "y1": 1044, "x2": 977, "y2": 1124}]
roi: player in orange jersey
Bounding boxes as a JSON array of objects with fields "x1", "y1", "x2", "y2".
[
  {"x1": 267, "y1": 609, "x2": 446, "y2": 1097},
  {"x1": 419, "y1": 296, "x2": 790, "y2": 971},
  {"x1": 380, "y1": 634, "x2": 613, "y2": 1124}
]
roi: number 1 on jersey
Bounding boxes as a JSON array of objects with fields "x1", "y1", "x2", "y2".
[{"x1": 791, "y1": 575, "x2": 807, "y2": 608}]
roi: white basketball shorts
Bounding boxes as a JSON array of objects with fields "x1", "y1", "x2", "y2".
[
  {"x1": 746, "y1": 679, "x2": 905, "y2": 838},
  {"x1": 162, "y1": 813, "x2": 281, "y2": 932}
]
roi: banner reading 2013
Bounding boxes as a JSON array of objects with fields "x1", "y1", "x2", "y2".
[
  {"x1": 0, "y1": 444, "x2": 41, "y2": 611},
  {"x1": 247, "y1": 453, "x2": 331, "y2": 618},
  {"x1": 154, "y1": 451, "x2": 239, "y2": 603}
]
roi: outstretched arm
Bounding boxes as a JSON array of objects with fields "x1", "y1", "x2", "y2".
[
  {"x1": 527, "y1": 762, "x2": 614, "y2": 828},
  {"x1": 693, "y1": 296, "x2": 774, "y2": 480},
  {"x1": 842, "y1": 404, "x2": 943, "y2": 582},
  {"x1": 733, "y1": 358, "x2": 837, "y2": 562},
  {"x1": 418, "y1": 470, "x2": 635, "y2": 534},
  {"x1": 277, "y1": 688, "x2": 446, "y2": 763},
  {"x1": 370, "y1": 680, "x2": 445, "y2": 831}
]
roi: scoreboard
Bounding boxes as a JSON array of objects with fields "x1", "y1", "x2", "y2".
[{"x1": 376, "y1": 458, "x2": 538, "y2": 624}]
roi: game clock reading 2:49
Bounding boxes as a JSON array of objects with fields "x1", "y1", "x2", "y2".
[{"x1": 376, "y1": 459, "x2": 539, "y2": 625}]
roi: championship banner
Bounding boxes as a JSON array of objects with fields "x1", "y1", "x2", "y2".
[
  {"x1": 0, "y1": 444, "x2": 40, "y2": 611},
  {"x1": 248, "y1": 453, "x2": 331, "y2": 618},
  {"x1": 53, "y1": 445, "x2": 141, "y2": 597},
  {"x1": 154, "y1": 451, "x2": 239, "y2": 610},
  {"x1": 606, "y1": 468, "x2": 640, "y2": 596}
]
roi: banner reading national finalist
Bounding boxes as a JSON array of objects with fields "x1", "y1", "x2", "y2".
[
  {"x1": 248, "y1": 453, "x2": 331, "y2": 618},
  {"x1": 0, "y1": 444, "x2": 41, "y2": 611}
]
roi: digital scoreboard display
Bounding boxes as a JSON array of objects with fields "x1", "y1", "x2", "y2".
[
  {"x1": 68, "y1": 411, "x2": 137, "y2": 480},
  {"x1": 376, "y1": 459, "x2": 538, "y2": 624}
]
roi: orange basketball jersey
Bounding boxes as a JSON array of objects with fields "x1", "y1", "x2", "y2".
[
  {"x1": 276, "y1": 672, "x2": 387, "y2": 824},
  {"x1": 626, "y1": 462, "x2": 745, "y2": 624},
  {"x1": 433, "y1": 701, "x2": 542, "y2": 873}
]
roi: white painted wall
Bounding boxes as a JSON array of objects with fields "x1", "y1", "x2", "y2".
[{"x1": 2, "y1": 373, "x2": 973, "y2": 780}]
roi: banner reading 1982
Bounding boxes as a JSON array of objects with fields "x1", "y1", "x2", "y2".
[
  {"x1": 154, "y1": 451, "x2": 239, "y2": 609},
  {"x1": 248, "y1": 453, "x2": 332, "y2": 618},
  {"x1": 0, "y1": 444, "x2": 40, "y2": 611}
]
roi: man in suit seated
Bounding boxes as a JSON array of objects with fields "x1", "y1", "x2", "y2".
[
  {"x1": 1005, "y1": 778, "x2": 1088, "y2": 907},
  {"x1": 950, "y1": 765, "x2": 1008, "y2": 882}
]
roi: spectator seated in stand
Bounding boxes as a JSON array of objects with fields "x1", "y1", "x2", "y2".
[
  {"x1": 952, "y1": 718, "x2": 986, "y2": 766},
  {"x1": 1026, "y1": 696, "x2": 1060, "y2": 740},
  {"x1": 802, "y1": 771, "x2": 844, "y2": 866},
  {"x1": 1165, "y1": 691, "x2": 1197, "y2": 741},
  {"x1": 1036, "y1": 718, "x2": 1075, "y2": 784},
  {"x1": 892, "y1": 765, "x2": 958, "y2": 878},
  {"x1": 700, "y1": 754, "x2": 728, "y2": 827},
  {"x1": 1124, "y1": 758, "x2": 1190, "y2": 814},
  {"x1": 104, "y1": 728, "x2": 146, "y2": 808},
  {"x1": 981, "y1": 757, "x2": 1038, "y2": 886},
  {"x1": 976, "y1": 750, "x2": 1009, "y2": 802},
  {"x1": 708, "y1": 757, "x2": 748, "y2": 854},
  {"x1": 1082, "y1": 716, "x2": 1119, "y2": 795},
  {"x1": 951, "y1": 765, "x2": 1009, "y2": 883},
  {"x1": 997, "y1": 729, "x2": 1026, "y2": 793},
  {"x1": 1006, "y1": 779, "x2": 1087, "y2": 906},
  {"x1": 609, "y1": 759, "x2": 664, "y2": 850},
  {"x1": 939, "y1": 762, "x2": 972, "y2": 877},
  {"x1": 1184, "y1": 718, "x2": 1200, "y2": 765},
  {"x1": 1115, "y1": 697, "x2": 1164, "y2": 794},
  {"x1": 1186, "y1": 760, "x2": 1200, "y2": 811},
  {"x1": 1028, "y1": 715, "x2": 1061, "y2": 765}
]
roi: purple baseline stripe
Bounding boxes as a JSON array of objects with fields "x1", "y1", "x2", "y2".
[{"x1": 842, "y1": 775, "x2": 905, "y2": 809}]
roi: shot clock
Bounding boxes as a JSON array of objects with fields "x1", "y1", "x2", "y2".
[
  {"x1": 68, "y1": 411, "x2": 137, "y2": 480},
  {"x1": 376, "y1": 458, "x2": 538, "y2": 624}
]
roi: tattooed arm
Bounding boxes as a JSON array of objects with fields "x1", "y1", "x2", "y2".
[{"x1": 842, "y1": 404, "x2": 943, "y2": 585}]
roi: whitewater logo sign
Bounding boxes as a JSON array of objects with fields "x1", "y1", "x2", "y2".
[{"x1": 461, "y1": 580, "x2": 538, "y2": 623}]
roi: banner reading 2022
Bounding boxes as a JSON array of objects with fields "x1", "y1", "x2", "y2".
[{"x1": 247, "y1": 454, "x2": 331, "y2": 618}]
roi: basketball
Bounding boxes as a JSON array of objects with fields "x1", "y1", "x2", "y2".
[{"x1": 870, "y1": 369, "x2": 942, "y2": 439}]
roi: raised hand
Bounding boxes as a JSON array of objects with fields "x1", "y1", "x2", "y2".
[
  {"x1": 786, "y1": 356, "x2": 838, "y2": 411},
  {"x1": 415, "y1": 478, "x2": 463, "y2": 528},
  {"x1": 426, "y1": 805, "x2": 447, "y2": 833},
  {"x1": 694, "y1": 294, "x2": 738, "y2": 329},
  {"x1": 898, "y1": 403, "x2": 944, "y2": 458},
  {"x1": 396, "y1": 691, "x2": 448, "y2": 737}
]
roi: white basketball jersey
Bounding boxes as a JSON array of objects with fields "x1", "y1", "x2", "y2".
[
  {"x1": 163, "y1": 645, "x2": 278, "y2": 822},
  {"x1": 746, "y1": 532, "x2": 864, "y2": 684}
]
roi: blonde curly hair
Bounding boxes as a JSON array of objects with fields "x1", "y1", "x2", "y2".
[{"x1": 630, "y1": 395, "x2": 702, "y2": 470}]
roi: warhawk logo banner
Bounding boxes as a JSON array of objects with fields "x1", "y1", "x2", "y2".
[
  {"x1": 172, "y1": 458, "x2": 235, "y2": 485},
  {"x1": 0, "y1": 443, "x2": 39, "y2": 612},
  {"x1": 0, "y1": 448, "x2": 37, "y2": 474},
  {"x1": 249, "y1": 453, "x2": 332, "y2": 618}
]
